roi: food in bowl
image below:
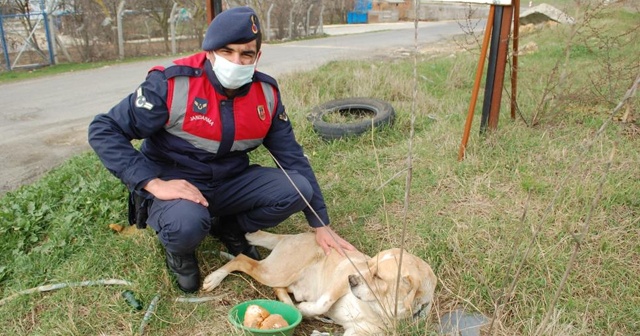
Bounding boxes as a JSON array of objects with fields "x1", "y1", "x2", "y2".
[
  {"x1": 258, "y1": 314, "x2": 289, "y2": 330},
  {"x1": 244, "y1": 304, "x2": 290, "y2": 330}
]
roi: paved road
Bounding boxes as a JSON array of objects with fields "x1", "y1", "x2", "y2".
[{"x1": 0, "y1": 20, "x2": 484, "y2": 195}]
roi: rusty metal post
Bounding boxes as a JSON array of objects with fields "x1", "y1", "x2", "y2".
[
  {"x1": 487, "y1": 4, "x2": 513, "y2": 130},
  {"x1": 206, "y1": 0, "x2": 223, "y2": 23},
  {"x1": 479, "y1": 5, "x2": 503, "y2": 133},
  {"x1": 458, "y1": 6, "x2": 496, "y2": 161},
  {"x1": 511, "y1": 0, "x2": 521, "y2": 120},
  {"x1": 459, "y1": 1, "x2": 518, "y2": 160}
]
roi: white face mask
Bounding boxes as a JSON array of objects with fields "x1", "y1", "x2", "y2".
[{"x1": 212, "y1": 53, "x2": 256, "y2": 89}]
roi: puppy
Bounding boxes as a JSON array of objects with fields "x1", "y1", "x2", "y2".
[{"x1": 202, "y1": 230, "x2": 436, "y2": 336}]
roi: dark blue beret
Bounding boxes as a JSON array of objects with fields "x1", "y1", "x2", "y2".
[{"x1": 202, "y1": 7, "x2": 261, "y2": 51}]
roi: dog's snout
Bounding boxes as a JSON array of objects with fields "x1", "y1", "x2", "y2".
[
  {"x1": 348, "y1": 274, "x2": 358, "y2": 287},
  {"x1": 413, "y1": 301, "x2": 432, "y2": 319}
]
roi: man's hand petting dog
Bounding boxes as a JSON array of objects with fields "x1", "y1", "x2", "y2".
[{"x1": 314, "y1": 226, "x2": 356, "y2": 256}]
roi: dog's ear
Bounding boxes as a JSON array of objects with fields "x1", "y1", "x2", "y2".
[
  {"x1": 418, "y1": 261, "x2": 436, "y2": 298},
  {"x1": 401, "y1": 275, "x2": 420, "y2": 312},
  {"x1": 412, "y1": 261, "x2": 436, "y2": 315},
  {"x1": 400, "y1": 258, "x2": 437, "y2": 315}
]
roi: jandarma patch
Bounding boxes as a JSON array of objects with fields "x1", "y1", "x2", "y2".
[{"x1": 193, "y1": 97, "x2": 208, "y2": 114}]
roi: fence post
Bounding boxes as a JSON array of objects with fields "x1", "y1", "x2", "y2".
[
  {"x1": 117, "y1": 1, "x2": 125, "y2": 60},
  {"x1": 170, "y1": 3, "x2": 178, "y2": 55},
  {"x1": 41, "y1": 0, "x2": 55, "y2": 65},
  {"x1": 318, "y1": 4, "x2": 324, "y2": 35},
  {"x1": 46, "y1": 10, "x2": 57, "y2": 64},
  {"x1": 0, "y1": 14, "x2": 11, "y2": 70},
  {"x1": 266, "y1": 3, "x2": 274, "y2": 41},
  {"x1": 288, "y1": 6, "x2": 295, "y2": 39},
  {"x1": 305, "y1": 4, "x2": 313, "y2": 36},
  {"x1": 206, "y1": 0, "x2": 222, "y2": 22}
]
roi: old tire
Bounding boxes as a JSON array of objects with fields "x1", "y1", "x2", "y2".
[{"x1": 309, "y1": 98, "x2": 395, "y2": 140}]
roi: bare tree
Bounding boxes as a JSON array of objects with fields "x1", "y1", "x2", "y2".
[
  {"x1": 9, "y1": 0, "x2": 46, "y2": 57},
  {"x1": 178, "y1": 0, "x2": 208, "y2": 46},
  {"x1": 135, "y1": 0, "x2": 174, "y2": 52},
  {"x1": 325, "y1": 0, "x2": 353, "y2": 24},
  {"x1": 62, "y1": 0, "x2": 115, "y2": 61},
  {"x1": 220, "y1": 0, "x2": 357, "y2": 38}
]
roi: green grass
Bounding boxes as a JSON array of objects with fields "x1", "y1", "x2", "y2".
[
  {"x1": 0, "y1": 54, "x2": 187, "y2": 84},
  {"x1": 0, "y1": 61, "x2": 116, "y2": 83},
  {"x1": 1, "y1": 3, "x2": 639, "y2": 335}
]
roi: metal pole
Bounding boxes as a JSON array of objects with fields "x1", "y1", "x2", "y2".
[
  {"x1": 0, "y1": 14, "x2": 11, "y2": 70},
  {"x1": 318, "y1": 4, "x2": 324, "y2": 34},
  {"x1": 41, "y1": 0, "x2": 55, "y2": 65},
  {"x1": 511, "y1": 0, "x2": 521, "y2": 120},
  {"x1": 170, "y1": 2, "x2": 178, "y2": 55},
  {"x1": 480, "y1": 5, "x2": 503, "y2": 134},
  {"x1": 47, "y1": 12, "x2": 57, "y2": 64},
  {"x1": 288, "y1": 6, "x2": 294, "y2": 40},
  {"x1": 214, "y1": 0, "x2": 222, "y2": 17},
  {"x1": 206, "y1": 0, "x2": 223, "y2": 23},
  {"x1": 117, "y1": 1, "x2": 125, "y2": 60},
  {"x1": 306, "y1": 4, "x2": 313, "y2": 36},
  {"x1": 458, "y1": 5, "x2": 495, "y2": 161},
  {"x1": 487, "y1": 5, "x2": 513, "y2": 130},
  {"x1": 266, "y1": 4, "x2": 274, "y2": 41}
]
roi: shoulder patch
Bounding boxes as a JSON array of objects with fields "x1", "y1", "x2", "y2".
[{"x1": 135, "y1": 87, "x2": 154, "y2": 110}]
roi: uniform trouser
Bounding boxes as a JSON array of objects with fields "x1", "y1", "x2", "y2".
[{"x1": 146, "y1": 166, "x2": 314, "y2": 255}]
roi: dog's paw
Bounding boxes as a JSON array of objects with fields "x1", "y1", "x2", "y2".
[
  {"x1": 296, "y1": 302, "x2": 313, "y2": 316},
  {"x1": 201, "y1": 270, "x2": 229, "y2": 291},
  {"x1": 297, "y1": 301, "x2": 329, "y2": 317}
]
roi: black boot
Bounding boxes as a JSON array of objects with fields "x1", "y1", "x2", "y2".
[
  {"x1": 210, "y1": 217, "x2": 261, "y2": 260},
  {"x1": 165, "y1": 250, "x2": 200, "y2": 293}
]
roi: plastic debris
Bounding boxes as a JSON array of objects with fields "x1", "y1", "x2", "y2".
[
  {"x1": 122, "y1": 290, "x2": 143, "y2": 310},
  {"x1": 0, "y1": 279, "x2": 133, "y2": 305},
  {"x1": 175, "y1": 294, "x2": 226, "y2": 303},
  {"x1": 439, "y1": 309, "x2": 489, "y2": 336},
  {"x1": 139, "y1": 294, "x2": 160, "y2": 335}
]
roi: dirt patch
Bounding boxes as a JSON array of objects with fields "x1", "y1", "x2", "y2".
[{"x1": 0, "y1": 118, "x2": 91, "y2": 195}]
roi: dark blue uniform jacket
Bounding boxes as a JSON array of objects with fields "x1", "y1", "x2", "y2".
[{"x1": 88, "y1": 53, "x2": 329, "y2": 228}]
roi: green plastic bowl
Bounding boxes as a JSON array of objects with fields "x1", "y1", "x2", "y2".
[{"x1": 228, "y1": 299, "x2": 302, "y2": 336}]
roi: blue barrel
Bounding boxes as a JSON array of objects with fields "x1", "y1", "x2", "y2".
[{"x1": 347, "y1": 11, "x2": 367, "y2": 24}]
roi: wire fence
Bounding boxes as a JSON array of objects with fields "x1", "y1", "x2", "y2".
[{"x1": 1, "y1": 0, "x2": 346, "y2": 71}]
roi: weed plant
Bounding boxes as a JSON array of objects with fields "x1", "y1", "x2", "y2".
[{"x1": 0, "y1": 2, "x2": 638, "y2": 335}]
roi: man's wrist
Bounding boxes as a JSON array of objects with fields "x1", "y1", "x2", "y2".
[
  {"x1": 314, "y1": 226, "x2": 330, "y2": 232},
  {"x1": 143, "y1": 178, "x2": 161, "y2": 193}
]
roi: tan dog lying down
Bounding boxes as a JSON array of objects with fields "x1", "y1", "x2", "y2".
[{"x1": 202, "y1": 230, "x2": 437, "y2": 335}]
